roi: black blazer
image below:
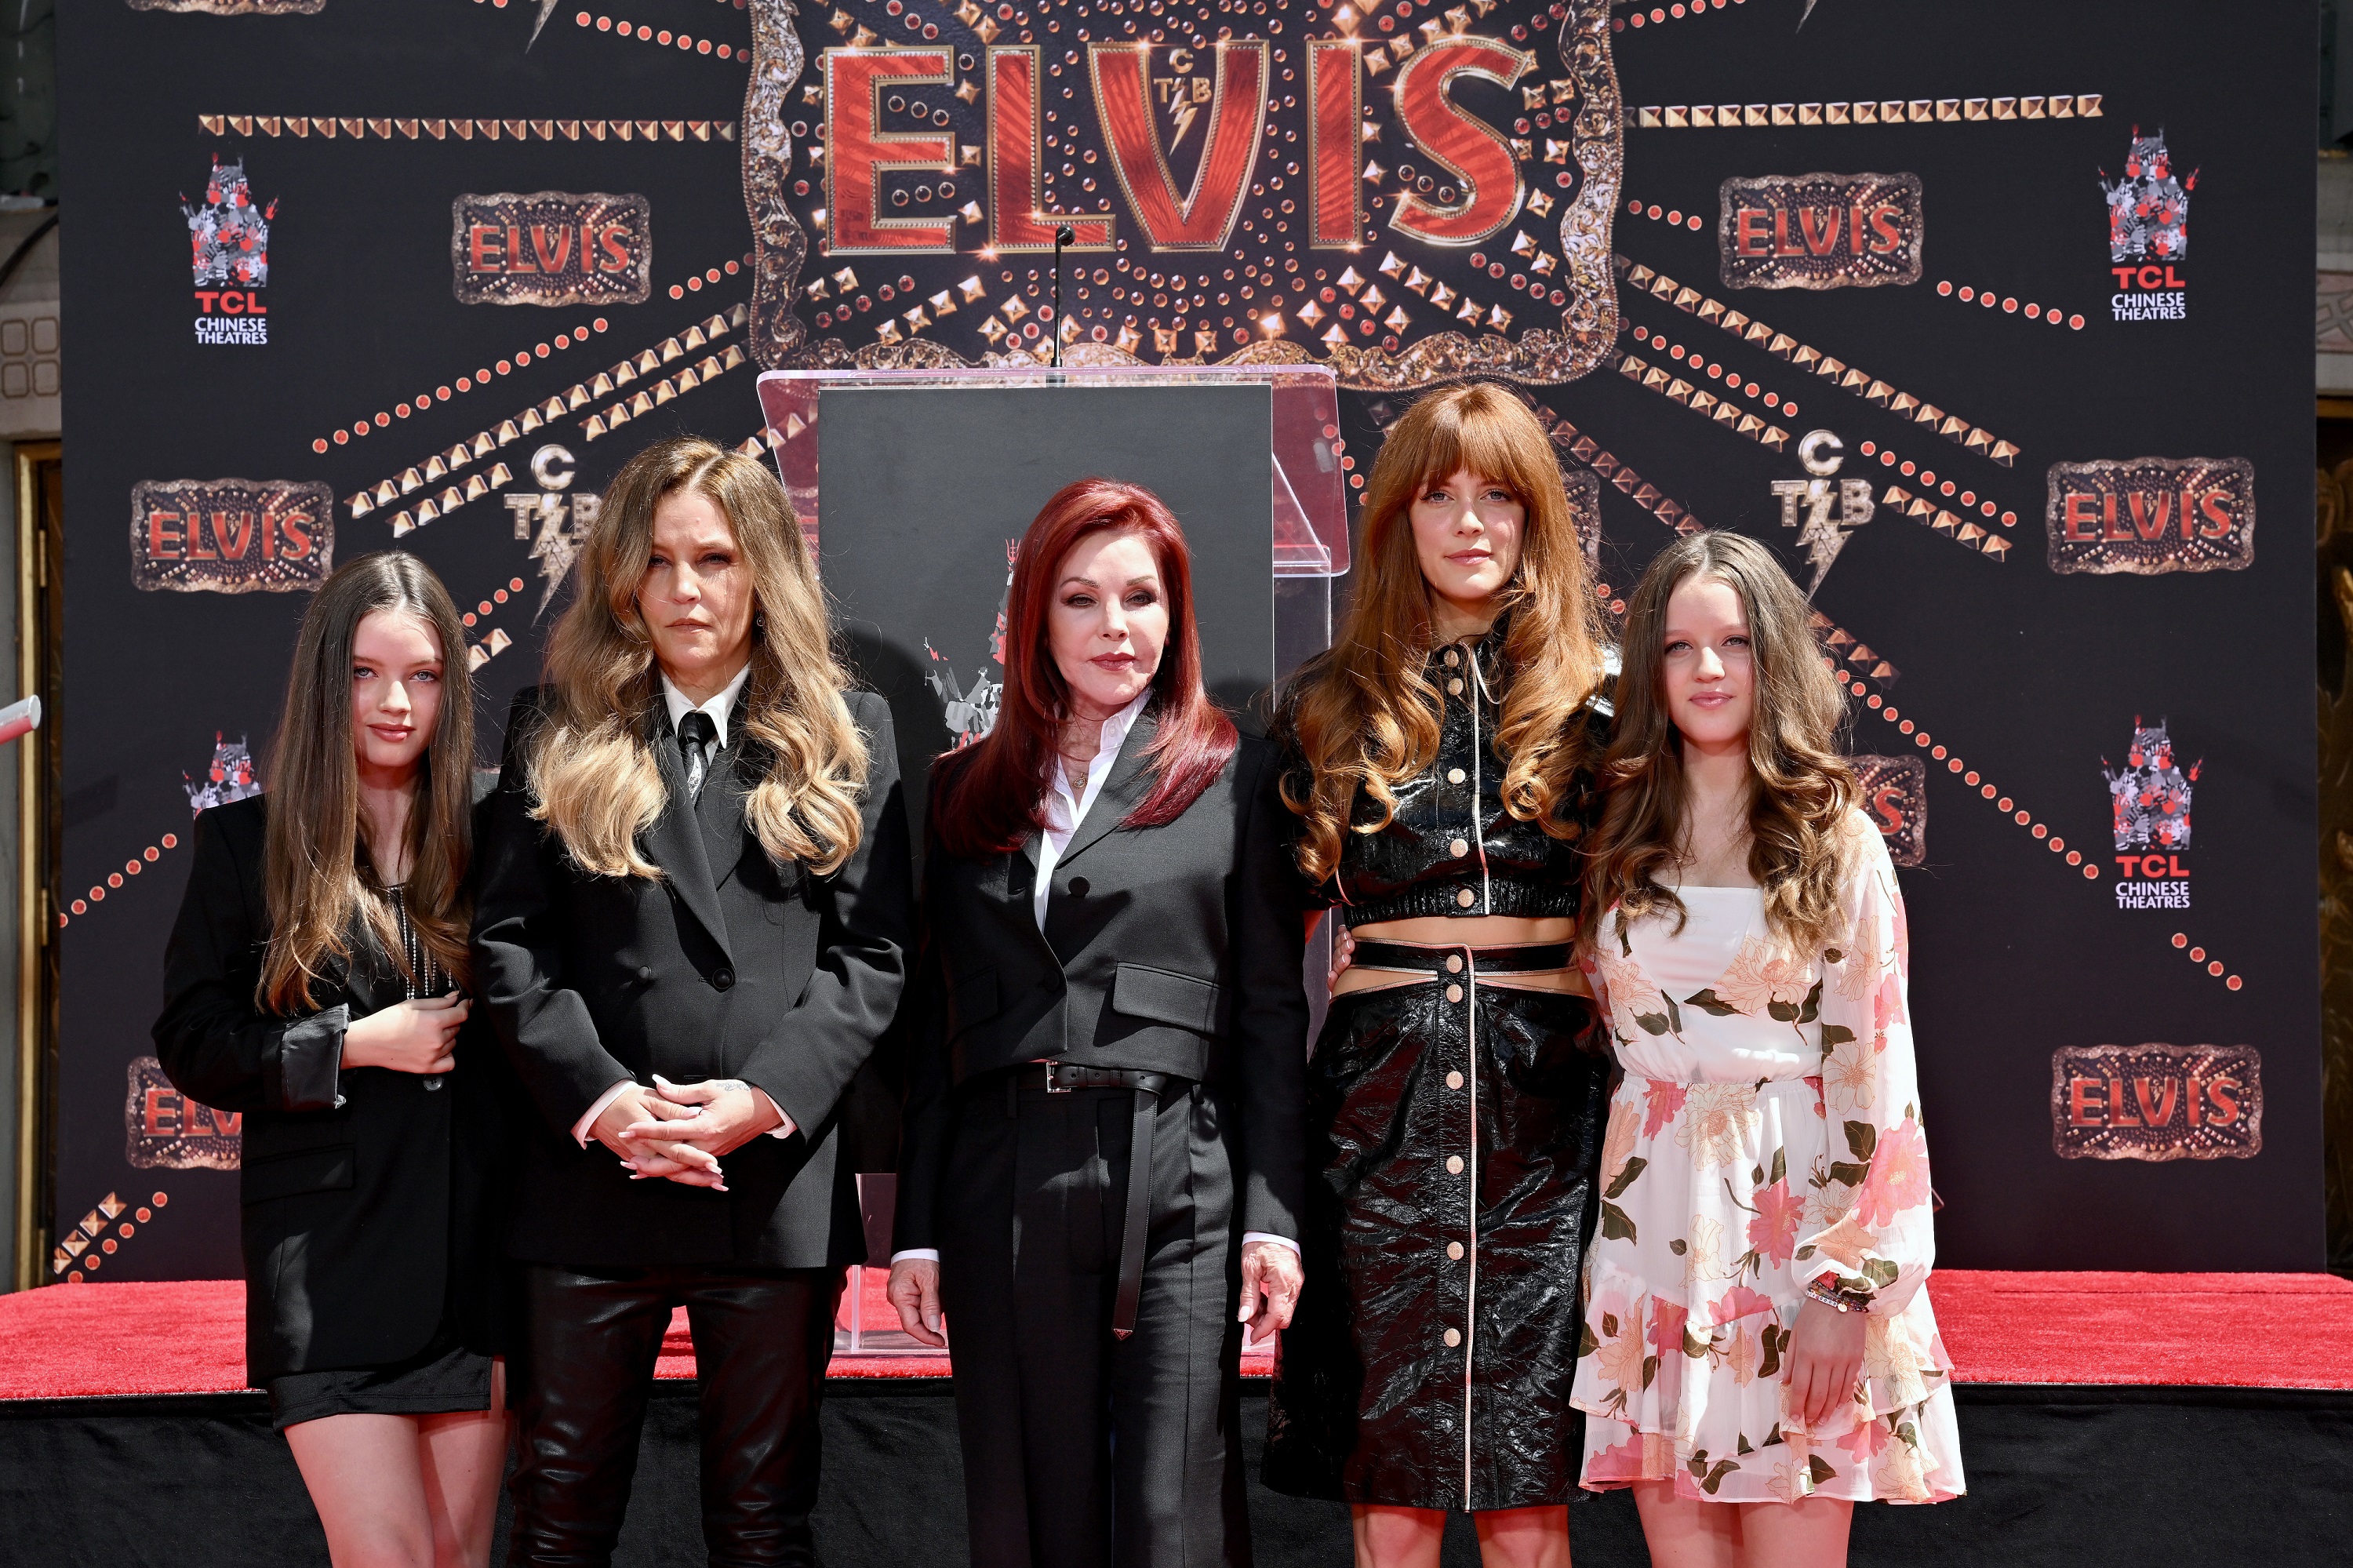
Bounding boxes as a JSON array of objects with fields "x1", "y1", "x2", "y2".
[
  {"x1": 152, "y1": 795, "x2": 511, "y2": 1385},
  {"x1": 472, "y1": 685, "x2": 914, "y2": 1269},
  {"x1": 893, "y1": 710, "x2": 1309, "y2": 1253}
]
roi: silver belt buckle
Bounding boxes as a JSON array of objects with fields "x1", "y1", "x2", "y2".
[{"x1": 1043, "y1": 1060, "x2": 1073, "y2": 1093}]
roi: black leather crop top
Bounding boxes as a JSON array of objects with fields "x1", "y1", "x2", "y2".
[{"x1": 1280, "y1": 626, "x2": 1610, "y2": 928}]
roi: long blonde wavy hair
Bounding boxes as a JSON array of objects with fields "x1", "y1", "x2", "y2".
[
  {"x1": 525, "y1": 436, "x2": 868, "y2": 879},
  {"x1": 1281, "y1": 383, "x2": 1606, "y2": 881},
  {"x1": 262, "y1": 551, "x2": 475, "y2": 1013},
  {"x1": 1581, "y1": 530, "x2": 1858, "y2": 958}
]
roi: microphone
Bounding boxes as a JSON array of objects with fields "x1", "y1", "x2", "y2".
[{"x1": 1053, "y1": 224, "x2": 1075, "y2": 369}]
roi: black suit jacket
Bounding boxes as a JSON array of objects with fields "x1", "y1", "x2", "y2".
[
  {"x1": 472, "y1": 685, "x2": 914, "y2": 1269},
  {"x1": 152, "y1": 795, "x2": 511, "y2": 1385},
  {"x1": 893, "y1": 711, "x2": 1308, "y2": 1252}
]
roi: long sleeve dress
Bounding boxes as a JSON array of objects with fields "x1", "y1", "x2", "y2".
[{"x1": 1570, "y1": 816, "x2": 1964, "y2": 1504}]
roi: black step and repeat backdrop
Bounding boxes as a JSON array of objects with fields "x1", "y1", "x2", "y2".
[{"x1": 50, "y1": 0, "x2": 2316, "y2": 1283}]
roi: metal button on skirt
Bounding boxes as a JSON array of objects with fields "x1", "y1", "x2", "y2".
[{"x1": 1263, "y1": 977, "x2": 1609, "y2": 1512}]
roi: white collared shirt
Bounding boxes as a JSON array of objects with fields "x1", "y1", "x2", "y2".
[
  {"x1": 660, "y1": 661, "x2": 752, "y2": 750},
  {"x1": 1031, "y1": 689, "x2": 1153, "y2": 931},
  {"x1": 571, "y1": 657, "x2": 785, "y2": 1149},
  {"x1": 891, "y1": 687, "x2": 1298, "y2": 1264}
]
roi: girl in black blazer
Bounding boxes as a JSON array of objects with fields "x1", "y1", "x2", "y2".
[
  {"x1": 155, "y1": 551, "x2": 508, "y2": 1568},
  {"x1": 888, "y1": 478, "x2": 1309, "y2": 1568}
]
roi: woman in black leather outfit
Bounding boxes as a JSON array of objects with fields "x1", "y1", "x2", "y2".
[{"x1": 1265, "y1": 384, "x2": 1613, "y2": 1568}]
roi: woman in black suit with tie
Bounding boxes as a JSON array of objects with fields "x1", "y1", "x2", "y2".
[
  {"x1": 155, "y1": 551, "x2": 508, "y2": 1568},
  {"x1": 886, "y1": 478, "x2": 1309, "y2": 1568},
  {"x1": 472, "y1": 435, "x2": 912, "y2": 1565}
]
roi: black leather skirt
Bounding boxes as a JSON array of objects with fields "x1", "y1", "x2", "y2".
[{"x1": 1263, "y1": 956, "x2": 1609, "y2": 1512}]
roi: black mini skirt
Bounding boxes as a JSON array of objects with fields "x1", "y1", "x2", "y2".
[{"x1": 267, "y1": 1322, "x2": 496, "y2": 1432}]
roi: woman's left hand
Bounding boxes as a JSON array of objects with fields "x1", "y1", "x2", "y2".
[
  {"x1": 1236, "y1": 1239, "x2": 1304, "y2": 1345},
  {"x1": 616, "y1": 1074, "x2": 791, "y2": 1189},
  {"x1": 1784, "y1": 1297, "x2": 1868, "y2": 1430}
]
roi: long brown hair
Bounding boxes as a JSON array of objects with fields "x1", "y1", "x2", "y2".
[
  {"x1": 1281, "y1": 382, "x2": 1606, "y2": 881},
  {"x1": 261, "y1": 551, "x2": 475, "y2": 1014},
  {"x1": 931, "y1": 478, "x2": 1237, "y2": 859},
  {"x1": 525, "y1": 435, "x2": 868, "y2": 879},
  {"x1": 1581, "y1": 530, "x2": 1858, "y2": 957}
]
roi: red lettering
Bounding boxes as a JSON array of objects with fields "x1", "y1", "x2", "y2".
[
  {"x1": 142, "y1": 1087, "x2": 183, "y2": 1137},
  {"x1": 2101, "y1": 494, "x2": 2133, "y2": 542},
  {"x1": 1871, "y1": 784, "x2": 1904, "y2": 835},
  {"x1": 2137, "y1": 264, "x2": 2165, "y2": 289},
  {"x1": 2187, "y1": 1072, "x2": 2202, "y2": 1127},
  {"x1": 2111, "y1": 267, "x2": 2137, "y2": 289},
  {"x1": 278, "y1": 511, "x2": 315, "y2": 560},
  {"x1": 2166, "y1": 264, "x2": 2185, "y2": 288},
  {"x1": 1849, "y1": 203, "x2": 1867, "y2": 256},
  {"x1": 2115, "y1": 857, "x2": 2137, "y2": 878},
  {"x1": 219, "y1": 290, "x2": 245, "y2": 315},
  {"x1": 1867, "y1": 203, "x2": 1905, "y2": 253},
  {"x1": 1734, "y1": 209, "x2": 1770, "y2": 256},
  {"x1": 1382, "y1": 37, "x2": 1529, "y2": 247},
  {"x1": 184, "y1": 515, "x2": 218, "y2": 560},
  {"x1": 2068, "y1": 1077, "x2": 2104, "y2": 1126},
  {"x1": 505, "y1": 226, "x2": 537, "y2": 273},
  {"x1": 1798, "y1": 206, "x2": 1840, "y2": 255},
  {"x1": 985, "y1": 47, "x2": 1114, "y2": 250},
  {"x1": 2063, "y1": 493, "x2": 2100, "y2": 541},
  {"x1": 210, "y1": 511, "x2": 255, "y2": 560},
  {"x1": 2128, "y1": 490, "x2": 2173, "y2": 540},
  {"x1": 2204, "y1": 1076, "x2": 2239, "y2": 1126},
  {"x1": 193, "y1": 290, "x2": 220, "y2": 312},
  {"x1": 825, "y1": 48, "x2": 958, "y2": 251},
  {"x1": 529, "y1": 224, "x2": 574, "y2": 274},
  {"x1": 247, "y1": 297, "x2": 265, "y2": 315},
  {"x1": 2169, "y1": 855, "x2": 2188, "y2": 879},
  {"x1": 1307, "y1": 38, "x2": 1363, "y2": 248},
  {"x1": 2133, "y1": 1076, "x2": 2179, "y2": 1129},
  {"x1": 2105, "y1": 1075, "x2": 2141, "y2": 1126},
  {"x1": 260, "y1": 510, "x2": 278, "y2": 560},
  {"x1": 1095, "y1": 40, "x2": 1271, "y2": 249},
  {"x1": 2198, "y1": 489, "x2": 2235, "y2": 538},
  {"x1": 146, "y1": 511, "x2": 184, "y2": 560},
  {"x1": 598, "y1": 224, "x2": 633, "y2": 272},
  {"x1": 1770, "y1": 209, "x2": 1806, "y2": 256},
  {"x1": 468, "y1": 224, "x2": 503, "y2": 271}
]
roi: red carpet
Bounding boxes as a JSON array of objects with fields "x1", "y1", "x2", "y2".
[{"x1": 2, "y1": 1268, "x2": 2344, "y2": 1402}]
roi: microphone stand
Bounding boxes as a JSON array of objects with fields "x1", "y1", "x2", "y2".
[{"x1": 1051, "y1": 224, "x2": 1074, "y2": 373}]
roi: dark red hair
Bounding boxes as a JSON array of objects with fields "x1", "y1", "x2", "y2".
[{"x1": 931, "y1": 478, "x2": 1238, "y2": 859}]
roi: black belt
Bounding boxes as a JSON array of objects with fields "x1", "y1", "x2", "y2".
[
  {"x1": 1351, "y1": 940, "x2": 1573, "y2": 975},
  {"x1": 1015, "y1": 1062, "x2": 1172, "y2": 1341}
]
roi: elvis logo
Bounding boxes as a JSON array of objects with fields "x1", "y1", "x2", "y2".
[
  {"x1": 749, "y1": 0, "x2": 1624, "y2": 390},
  {"x1": 1717, "y1": 172, "x2": 1921, "y2": 292},
  {"x1": 1849, "y1": 755, "x2": 1925, "y2": 868},
  {"x1": 452, "y1": 192, "x2": 652, "y2": 307},
  {"x1": 131, "y1": 479, "x2": 334, "y2": 593},
  {"x1": 2104, "y1": 717, "x2": 2198, "y2": 911},
  {"x1": 125, "y1": 1056, "x2": 240, "y2": 1171},
  {"x1": 184, "y1": 156, "x2": 275, "y2": 346},
  {"x1": 923, "y1": 538, "x2": 1017, "y2": 746},
  {"x1": 185, "y1": 732, "x2": 264, "y2": 815},
  {"x1": 2044, "y1": 457, "x2": 2253, "y2": 576},
  {"x1": 1771, "y1": 429, "x2": 1875, "y2": 594},
  {"x1": 2050, "y1": 1043, "x2": 2259, "y2": 1162},
  {"x1": 2101, "y1": 126, "x2": 2195, "y2": 323}
]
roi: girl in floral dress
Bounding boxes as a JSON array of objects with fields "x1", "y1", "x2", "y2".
[{"x1": 1572, "y1": 532, "x2": 1962, "y2": 1565}]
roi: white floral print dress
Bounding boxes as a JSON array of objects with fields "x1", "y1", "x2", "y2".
[{"x1": 1570, "y1": 818, "x2": 1963, "y2": 1504}]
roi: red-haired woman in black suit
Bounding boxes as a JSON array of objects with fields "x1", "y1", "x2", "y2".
[{"x1": 887, "y1": 478, "x2": 1309, "y2": 1568}]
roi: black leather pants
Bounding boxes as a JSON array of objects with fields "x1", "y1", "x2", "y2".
[{"x1": 507, "y1": 1264, "x2": 840, "y2": 1567}]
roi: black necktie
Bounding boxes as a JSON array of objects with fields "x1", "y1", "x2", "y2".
[{"x1": 678, "y1": 710, "x2": 717, "y2": 802}]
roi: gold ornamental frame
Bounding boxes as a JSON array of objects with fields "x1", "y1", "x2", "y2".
[{"x1": 13, "y1": 441, "x2": 57, "y2": 1292}]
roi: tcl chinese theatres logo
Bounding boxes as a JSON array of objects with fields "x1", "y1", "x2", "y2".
[
  {"x1": 2050, "y1": 1043, "x2": 2258, "y2": 1161},
  {"x1": 2104, "y1": 716, "x2": 2198, "y2": 911},
  {"x1": 184, "y1": 155, "x2": 275, "y2": 346}
]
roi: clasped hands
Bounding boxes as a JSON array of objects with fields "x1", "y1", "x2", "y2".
[
  {"x1": 591, "y1": 1074, "x2": 791, "y2": 1193},
  {"x1": 886, "y1": 1239, "x2": 1303, "y2": 1350}
]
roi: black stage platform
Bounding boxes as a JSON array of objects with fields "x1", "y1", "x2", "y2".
[{"x1": 3, "y1": 1380, "x2": 2348, "y2": 1566}]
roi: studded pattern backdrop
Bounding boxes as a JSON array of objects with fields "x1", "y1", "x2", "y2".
[{"x1": 50, "y1": 0, "x2": 2317, "y2": 1283}]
